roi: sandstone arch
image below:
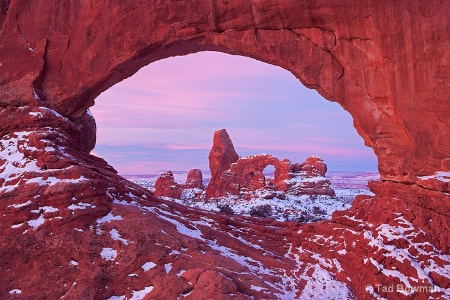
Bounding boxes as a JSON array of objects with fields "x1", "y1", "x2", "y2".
[
  {"x1": 1, "y1": 1, "x2": 450, "y2": 184},
  {"x1": 1, "y1": 2, "x2": 450, "y2": 299}
]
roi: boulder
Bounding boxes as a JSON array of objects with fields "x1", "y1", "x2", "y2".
[{"x1": 153, "y1": 171, "x2": 182, "y2": 199}]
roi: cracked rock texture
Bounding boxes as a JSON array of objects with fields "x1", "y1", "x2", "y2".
[{"x1": 0, "y1": 1, "x2": 449, "y2": 299}]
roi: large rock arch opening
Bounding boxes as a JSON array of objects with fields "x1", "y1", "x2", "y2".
[
  {"x1": 1, "y1": 1, "x2": 449, "y2": 299},
  {"x1": 1, "y1": 1, "x2": 449, "y2": 184}
]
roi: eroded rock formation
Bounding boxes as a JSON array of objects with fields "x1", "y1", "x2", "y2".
[
  {"x1": 206, "y1": 129, "x2": 335, "y2": 199},
  {"x1": 0, "y1": 1, "x2": 449, "y2": 299},
  {"x1": 1, "y1": 1, "x2": 449, "y2": 182},
  {"x1": 154, "y1": 169, "x2": 204, "y2": 199},
  {"x1": 154, "y1": 171, "x2": 182, "y2": 199},
  {"x1": 185, "y1": 168, "x2": 203, "y2": 190},
  {"x1": 155, "y1": 130, "x2": 335, "y2": 201},
  {"x1": 207, "y1": 129, "x2": 239, "y2": 190}
]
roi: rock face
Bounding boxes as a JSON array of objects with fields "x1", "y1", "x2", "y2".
[
  {"x1": 154, "y1": 171, "x2": 182, "y2": 199},
  {"x1": 207, "y1": 129, "x2": 239, "y2": 193},
  {"x1": 185, "y1": 169, "x2": 203, "y2": 189},
  {"x1": 0, "y1": 1, "x2": 450, "y2": 299}
]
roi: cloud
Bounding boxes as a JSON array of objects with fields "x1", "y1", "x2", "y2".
[{"x1": 164, "y1": 144, "x2": 210, "y2": 150}]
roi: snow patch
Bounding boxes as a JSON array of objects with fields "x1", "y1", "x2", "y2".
[
  {"x1": 100, "y1": 248, "x2": 117, "y2": 261},
  {"x1": 165, "y1": 263, "x2": 172, "y2": 273},
  {"x1": 299, "y1": 265, "x2": 353, "y2": 300},
  {"x1": 419, "y1": 171, "x2": 450, "y2": 182},
  {"x1": 27, "y1": 214, "x2": 45, "y2": 230},
  {"x1": 109, "y1": 286, "x2": 154, "y2": 300},
  {"x1": 97, "y1": 212, "x2": 123, "y2": 224},
  {"x1": 27, "y1": 176, "x2": 88, "y2": 187},
  {"x1": 68, "y1": 202, "x2": 95, "y2": 210},
  {"x1": 109, "y1": 229, "x2": 129, "y2": 245},
  {"x1": 142, "y1": 262, "x2": 157, "y2": 271},
  {"x1": 32, "y1": 206, "x2": 59, "y2": 214},
  {"x1": 8, "y1": 201, "x2": 32, "y2": 208},
  {"x1": 250, "y1": 285, "x2": 265, "y2": 291},
  {"x1": 9, "y1": 289, "x2": 21, "y2": 295},
  {"x1": 29, "y1": 112, "x2": 43, "y2": 118}
]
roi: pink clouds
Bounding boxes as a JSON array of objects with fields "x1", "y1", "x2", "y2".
[
  {"x1": 164, "y1": 144, "x2": 210, "y2": 150},
  {"x1": 237, "y1": 143, "x2": 373, "y2": 158},
  {"x1": 120, "y1": 161, "x2": 177, "y2": 174},
  {"x1": 91, "y1": 51, "x2": 378, "y2": 173}
]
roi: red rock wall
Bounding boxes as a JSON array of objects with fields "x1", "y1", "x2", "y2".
[{"x1": 1, "y1": 1, "x2": 450, "y2": 182}]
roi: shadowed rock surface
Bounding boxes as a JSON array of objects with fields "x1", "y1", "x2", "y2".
[{"x1": 0, "y1": 1, "x2": 449, "y2": 299}]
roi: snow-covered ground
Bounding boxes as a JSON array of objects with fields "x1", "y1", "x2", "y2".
[{"x1": 123, "y1": 171, "x2": 379, "y2": 223}]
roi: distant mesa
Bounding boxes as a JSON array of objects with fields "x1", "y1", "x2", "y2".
[{"x1": 154, "y1": 129, "x2": 335, "y2": 200}]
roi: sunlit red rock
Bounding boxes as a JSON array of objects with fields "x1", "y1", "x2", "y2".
[
  {"x1": 300, "y1": 156, "x2": 327, "y2": 177},
  {"x1": 205, "y1": 130, "x2": 335, "y2": 199},
  {"x1": 184, "y1": 168, "x2": 203, "y2": 189},
  {"x1": 206, "y1": 129, "x2": 239, "y2": 198},
  {"x1": 154, "y1": 171, "x2": 182, "y2": 199},
  {"x1": 1, "y1": 1, "x2": 449, "y2": 181}
]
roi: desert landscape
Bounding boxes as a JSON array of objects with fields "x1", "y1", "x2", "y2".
[
  {"x1": 126, "y1": 129, "x2": 377, "y2": 224},
  {"x1": 0, "y1": 1, "x2": 449, "y2": 299}
]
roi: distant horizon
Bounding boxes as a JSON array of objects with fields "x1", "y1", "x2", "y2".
[
  {"x1": 120, "y1": 169, "x2": 380, "y2": 176},
  {"x1": 91, "y1": 51, "x2": 378, "y2": 174}
]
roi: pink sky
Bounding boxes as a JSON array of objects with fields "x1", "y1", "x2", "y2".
[{"x1": 90, "y1": 51, "x2": 377, "y2": 174}]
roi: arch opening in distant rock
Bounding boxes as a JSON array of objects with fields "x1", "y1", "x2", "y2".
[
  {"x1": 263, "y1": 165, "x2": 276, "y2": 179},
  {"x1": 262, "y1": 165, "x2": 276, "y2": 188}
]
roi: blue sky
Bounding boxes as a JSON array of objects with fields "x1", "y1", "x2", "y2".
[{"x1": 90, "y1": 51, "x2": 377, "y2": 174}]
